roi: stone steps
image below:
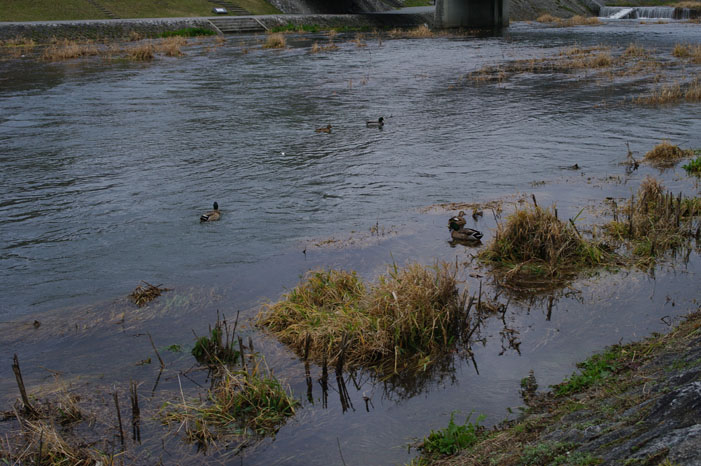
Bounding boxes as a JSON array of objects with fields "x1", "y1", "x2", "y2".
[
  {"x1": 208, "y1": 0, "x2": 251, "y2": 16},
  {"x1": 86, "y1": 0, "x2": 120, "y2": 19},
  {"x1": 209, "y1": 17, "x2": 266, "y2": 33}
]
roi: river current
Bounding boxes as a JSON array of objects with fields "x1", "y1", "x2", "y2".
[{"x1": 1, "y1": 19, "x2": 700, "y2": 465}]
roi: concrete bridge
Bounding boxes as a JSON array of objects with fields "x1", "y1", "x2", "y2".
[{"x1": 435, "y1": 0, "x2": 509, "y2": 28}]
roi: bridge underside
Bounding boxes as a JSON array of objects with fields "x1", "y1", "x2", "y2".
[{"x1": 435, "y1": 0, "x2": 509, "y2": 28}]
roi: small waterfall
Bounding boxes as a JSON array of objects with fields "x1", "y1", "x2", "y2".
[{"x1": 599, "y1": 6, "x2": 691, "y2": 19}]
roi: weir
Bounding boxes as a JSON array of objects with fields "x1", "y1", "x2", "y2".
[
  {"x1": 435, "y1": 0, "x2": 509, "y2": 28},
  {"x1": 599, "y1": 6, "x2": 692, "y2": 19}
]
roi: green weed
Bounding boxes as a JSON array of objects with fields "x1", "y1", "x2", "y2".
[
  {"x1": 420, "y1": 412, "x2": 486, "y2": 456},
  {"x1": 161, "y1": 27, "x2": 215, "y2": 38}
]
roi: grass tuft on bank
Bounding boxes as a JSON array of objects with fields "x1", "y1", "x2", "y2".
[
  {"x1": 478, "y1": 204, "x2": 610, "y2": 288},
  {"x1": 258, "y1": 262, "x2": 467, "y2": 373}
]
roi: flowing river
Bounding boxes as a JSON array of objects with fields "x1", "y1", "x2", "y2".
[{"x1": 1, "y1": 19, "x2": 700, "y2": 465}]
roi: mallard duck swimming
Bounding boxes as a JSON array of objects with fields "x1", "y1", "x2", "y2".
[
  {"x1": 450, "y1": 226, "x2": 483, "y2": 242},
  {"x1": 366, "y1": 117, "x2": 384, "y2": 128},
  {"x1": 472, "y1": 209, "x2": 483, "y2": 221},
  {"x1": 315, "y1": 124, "x2": 332, "y2": 133},
  {"x1": 448, "y1": 211, "x2": 467, "y2": 230},
  {"x1": 200, "y1": 202, "x2": 220, "y2": 222}
]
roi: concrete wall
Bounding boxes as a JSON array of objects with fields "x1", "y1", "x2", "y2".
[{"x1": 435, "y1": 0, "x2": 509, "y2": 28}]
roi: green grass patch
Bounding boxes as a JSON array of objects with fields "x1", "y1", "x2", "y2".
[
  {"x1": 161, "y1": 27, "x2": 216, "y2": 38},
  {"x1": 258, "y1": 262, "x2": 468, "y2": 374},
  {"x1": 553, "y1": 348, "x2": 624, "y2": 396},
  {"x1": 682, "y1": 155, "x2": 701, "y2": 174},
  {"x1": 401, "y1": 0, "x2": 434, "y2": 6},
  {"x1": 0, "y1": 0, "x2": 279, "y2": 21},
  {"x1": 420, "y1": 412, "x2": 486, "y2": 456}
]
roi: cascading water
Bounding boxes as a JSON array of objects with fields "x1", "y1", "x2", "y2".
[{"x1": 599, "y1": 6, "x2": 691, "y2": 19}]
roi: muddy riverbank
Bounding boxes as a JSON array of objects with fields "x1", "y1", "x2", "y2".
[{"x1": 421, "y1": 309, "x2": 701, "y2": 465}]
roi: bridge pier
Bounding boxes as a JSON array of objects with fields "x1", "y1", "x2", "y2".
[{"x1": 435, "y1": 0, "x2": 509, "y2": 28}]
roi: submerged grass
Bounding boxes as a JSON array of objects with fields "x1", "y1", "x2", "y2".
[
  {"x1": 642, "y1": 140, "x2": 694, "y2": 166},
  {"x1": 634, "y1": 78, "x2": 701, "y2": 105},
  {"x1": 604, "y1": 177, "x2": 701, "y2": 264},
  {"x1": 478, "y1": 204, "x2": 609, "y2": 288},
  {"x1": 161, "y1": 361, "x2": 298, "y2": 444},
  {"x1": 257, "y1": 262, "x2": 466, "y2": 373}
]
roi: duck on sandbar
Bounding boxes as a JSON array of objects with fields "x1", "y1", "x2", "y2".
[
  {"x1": 315, "y1": 124, "x2": 332, "y2": 133},
  {"x1": 366, "y1": 117, "x2": 384, "y2": 128},
  {"x1": 200, "y1": 202, "x2": 221, "y2": 222}
]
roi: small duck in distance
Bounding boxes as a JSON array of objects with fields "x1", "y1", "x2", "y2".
[
  {"x1": 200, "y1": 202, "x2": 221, "y2": 223},
  {"x1": 448, "y1": 211, "x2": 467, "y2": 230},
  {"x1": 366, "y1": 117, "x2": 384, "y2": 128},
  {"x1": 315, "y1": 124, "x2": 332, "y2": 133}
]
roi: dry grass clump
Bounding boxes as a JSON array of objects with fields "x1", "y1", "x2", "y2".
[
  {"x1": 673, "y1": 1, "x2": 701, "y2": 7},
  {"x1": 536, "y1": 14, "x2": 601, "y2": 27},
  {"x1": 634, "y1": 78, "x2": 701, "y2": 105},
  {"x1": 129, "y1": 281, "x2": 169, "y2": 306},
  {"x1": 127, "y1": 42, "x2": 154, "y2": 61},
  {"x1": 258, "y1": 262, "x2": 466, "y2": 372},
  {"x1": 263, "y1": 33, "x2": 286, "y2": 49},
  {"x1": 1, "y1": 36, "x2": 37, "y2": 58},
  {"x1": 309, "y1": 41, "x2": 338, "y2": 53},
  {"x1": 623, "y1": 43, "x2": 648, "y2": 58},
  {"x1": 161, "y1": 362, "x2": 298, "y2": 444},
  {"x1": 388, "y1": 24, "x2": 434, "y2": 38},
  {"x1": 42, "y1": 39, "x2": 99, "y2": 61},
  {"x1": 478, "y1": 204, "x2": 608, "y2": 286},
  {"x1": 643, "y1": 140, "x2": 694, "y2": 166},
  {"x1": 672, "y1": 43, "x2": 701, "y2": 63},
  {"x1": 605, "y1": 177, "x2": 701, "y2": 262},
  {"x1": 156, "y1": 36, "x2": 187, "y2": 57}
]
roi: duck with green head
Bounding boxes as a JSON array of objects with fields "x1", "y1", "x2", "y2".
[
  {"x1": 366, "y1": 117, "x2": 384, "y2": 128},
  {"x1": 200, "y1": 202, "x2": 220, "y2": 222}
]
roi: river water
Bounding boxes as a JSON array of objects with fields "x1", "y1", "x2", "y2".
[{"x1": 1, "y1": 20, "x2": 700, "y2": 465}]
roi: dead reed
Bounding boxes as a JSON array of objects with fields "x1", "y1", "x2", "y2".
[
  {"x1": 156, "y1": 36, "x2": 187, "y2": 57},
  {"x1": 388, "y1": 24, "x2": 434, "y2": 38},
  {"x1": 604, "y1": 177, "x2": 701, "y2": 262},
  {"x1": 263, "y1": 33, "x2": 286, "y2": 49},
  {"x1": 41, "y1": 39, "x2": 99, "y2": 61},
  {"x1": 478, "y1": 203, "x2": 608, "y2": 287},
  {"x1": 633, "y1": 78, "x2": 701, "y2": 105},
  {"x1": 129, "y1": 281, "x2": 169, "y2": 306},
  {"x1": 536, "y1": 14, "x2": 601, "y2": 27},
  {"x1": 258, "y1": 262, "x2": 467, "y2": 373},
  {"x1": 642, "y1": 140, "x2": 694, "y2": 167},
  {"x1": 127, "y1": 42, "x2": 154, "y2": 61},
  {"x1": 672, "y1": 43, "x2": 701, "y2": 63}
]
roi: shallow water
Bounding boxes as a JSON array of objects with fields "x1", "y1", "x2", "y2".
[{"x1": 1, "y1": 20, "x2": 700, "y2": 465}]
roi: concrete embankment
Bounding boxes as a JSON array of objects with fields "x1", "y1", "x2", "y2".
[{"x1": 0, "y1": 12, "x2": 433, "y2": 41}]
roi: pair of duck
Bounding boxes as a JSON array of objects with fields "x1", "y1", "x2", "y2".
[
  {"x1": 315, "y1": 117, "x2": 384, "y2": 133},
  {"x1": 448, "y1": 211, "x2": 483, "y2": 242}
]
